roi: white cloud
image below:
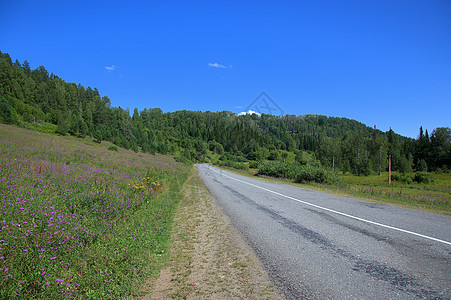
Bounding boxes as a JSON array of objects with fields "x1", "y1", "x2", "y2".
[
  {"x1": 208, "y1": 62, "x2": 230, "y2": 68},
  {"x1": 238, "y1": 110, "x2": 261, "y2": 116},
  {"x1": 105, "y1": 65, "x2": 118, "y2": 72}
]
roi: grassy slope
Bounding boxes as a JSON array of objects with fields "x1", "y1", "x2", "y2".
[
  {"x1": 214, "y1": 165, "x2": 451, "y2": 215},
  {"x1": 0, "y1": 124, "x2": 188, "y2": 299}
]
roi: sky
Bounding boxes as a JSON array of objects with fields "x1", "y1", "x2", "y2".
[{"x1": 1, "y1": 0, "x2": 450, "y2": 138}]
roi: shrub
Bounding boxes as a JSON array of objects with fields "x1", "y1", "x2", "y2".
[
  {"x1": 216, "y1": 160, "x2": 249, "y2": 171},
  {"x1": 108, "y1": 145, "x2": 119, "y2": 152},
  {"x1": 295, "y1": 165, "x2": 339, "y2": 184},
  {"x1": 414, "y1": 172, "x2": 432, "y2": 184},
  {"x1": 219, "y1": 153, "x2": 248, "y2": 162},
  {"x1": 174, "y1": 156, "x2": 192, "y2": 165},
  {"x1": 257, "y1": 161, "x2": 339, "y2": 184},
  {"x1": 400, "y1": 174, "x2": 413, "y2": 184},
  {"x1": 257, "y1": 161, "x2": 301, "y2": 179},
  {"x1": 391, "y1": 174, "x2": 400, "y2": 182},
  {"x1": 391, "y1": 173, "x2": 415, "y2": 184},
  {"x1": 249, "y1": 161, "x2": 259, "y2": 169}
]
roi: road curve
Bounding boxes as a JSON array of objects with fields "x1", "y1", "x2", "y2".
[{"x1": 197, "y1": 164, "x2": 451, "y2": 299}]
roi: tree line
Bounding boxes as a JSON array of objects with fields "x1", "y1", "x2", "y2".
[{"x1": 0, "y1": 51, "x2": 449, "y2": 174}]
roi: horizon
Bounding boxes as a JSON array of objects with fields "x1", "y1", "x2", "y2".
[{"x1": 1, "y1": 0, "x2": 450, "y2": 139}]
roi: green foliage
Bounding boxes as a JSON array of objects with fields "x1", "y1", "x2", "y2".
[
  {"x1": 414, "y1": 172, "x2": 432, "y2": 184},
  {"x1": 268, "y1": 150, "x2": 280, "y2": 161},
  {"x1": 174, "y1": 155, "x2": 192, "y2": 165},
  {"x1": 23, "y1": 122, "x2": 58, "y2": 134},
  {"x1": 249, "y1": 161, "x2": 259, "y2": 169},
  {"x1": 94, "y1": 129, "x2": 103, "y2": 143},
  {"x1": 108, "y1": 145, "x2": 119, "y2": 152},
  {"x1": 391, "y1": 173, "x2": 413, "y2": 184},
  {"x1": 257, "y1": 161, "x2": 301, "y2": 179},
  {"x1": 219, "y1": 153, "x2": 248, "y2": 162},
  {"x1": 0, "y1": 97, "x2": 18, "y2": 124},
  {"x1": 294, "y1": 165, "x2": 339, "y2": 184},
  {"x1": 295, "y1": 150, "x2": 320, "y2": 166},
  {"x1": 216, "y1": 160, "x2": 250, "y2": 171},
  {"x1": 257, "y1": 161, "x2": 339, "y2": 184},
  {"x1": 390, "y1": 172, "x2": 433, "y2": 185},
  {"x1": 417, "y1": 159, "x2": 428, "y2": 172},
  {"x1": 208, "y1": 140, "x2": 224, "y2": 155}
]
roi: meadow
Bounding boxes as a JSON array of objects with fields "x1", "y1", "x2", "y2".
[
  {"x1": 339, "y1": 172, "x2": 450, "y2": 214},
  {"x1": 0, "y1": 124, "x2": 188, "y2": 298}
]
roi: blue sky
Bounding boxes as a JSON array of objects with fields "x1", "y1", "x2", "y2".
[{"x1": 1, "y1": 0, "x2": 450, "y2": 138}]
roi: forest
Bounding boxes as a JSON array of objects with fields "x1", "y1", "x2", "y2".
[{"x1": 1, "y1": 51, "x2": 450, "y2": 175}]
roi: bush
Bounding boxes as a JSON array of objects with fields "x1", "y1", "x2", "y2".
[
  {"x1": 391, "y1": 174, "x2": 400, "y2": 182},
  {"x1": 391, "y1": 173, "x2": 425, "y2": 184},
  {"x1": 257, "y1": 161, "x2": 301, "y2": 179},
  {"x1": 174, "y1": 156, "x2": 192, "y2": 165},
  {"x1": 219, "y1": 153, "x2": 248, "y2": 162},
  {"x1": 257, "y1": 161, "x2": 339, "y2": 184},
  {"x1": 108, "y1": 145, "x2": 119, "y2": 152},
  {"x1": 249, "y1": 161, "x2": 259, "y2": 169},
  {"x1": 400, "y1": 174, "x2": 413, "y2": 184},
  {"x1": 391, "y1": 173, "x2": 413, "y2": 184},
  {"x1": 413, "y1": 172, "x2": 432, "y2": 184},
  {"x1": 216, "y1": 160, "x2": 249, "y2": 171},
  {"x1": 295, "y1": 165, "x2": 339, "y2": 184}
]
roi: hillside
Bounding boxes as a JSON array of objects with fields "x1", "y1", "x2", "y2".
[
  {"x1": 1, "y1": 51, "x2": 449, "y2": 174},
  {"x1": 0, "y1": 123, "x2": 188, "y2": 298}
]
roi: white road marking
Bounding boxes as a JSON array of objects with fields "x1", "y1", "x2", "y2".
[{"x1": 207, "y1": 166, "x2": 451, "y2": 246}]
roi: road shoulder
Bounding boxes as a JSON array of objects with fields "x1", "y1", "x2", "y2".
[{"x1": 142, "y1": 165, "x2": 282, "y2": 299}]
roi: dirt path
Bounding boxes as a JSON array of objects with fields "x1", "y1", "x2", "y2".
[{"x1": 141, "y1": 166, "x2": 283, "y2": 299}]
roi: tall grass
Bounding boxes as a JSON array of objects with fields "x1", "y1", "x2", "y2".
[
  {"x1": 0, "y1": 124, "x2": 187, "y2": 298},
  {"x1": 340, "y1": 172, "x2": 450, "y2": 213}
]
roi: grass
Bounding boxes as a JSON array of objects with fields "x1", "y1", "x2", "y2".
[
  {"x1": 0, "y1": 124, "x2": 188, "y2": 298},
  {"x1": 214, "y1": 165, "x2": 451, "y2": 215}
]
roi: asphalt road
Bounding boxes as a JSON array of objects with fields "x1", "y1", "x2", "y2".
[{"x1": 196, "y1": 164, "x2": 451, "y2": 300}]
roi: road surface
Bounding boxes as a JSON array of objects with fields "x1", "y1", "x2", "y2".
[{"x1": 197, "y1": 164, "x2": 451, "y2": 299}]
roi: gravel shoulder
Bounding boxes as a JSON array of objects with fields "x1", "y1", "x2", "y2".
[{"x1": 141, "y1": 165, "x2": 283, "y2": 299}]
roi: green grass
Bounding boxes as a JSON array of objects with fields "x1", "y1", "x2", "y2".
[
  {"x1": 215, "y1": 165, "x2": 450, "y2": 215},
  {"x1": 22, "y1": 121, "x2": 58, "y2": 134},
  {"x1": 0, "y1": 124, "x2": 188, "y2": 298}
]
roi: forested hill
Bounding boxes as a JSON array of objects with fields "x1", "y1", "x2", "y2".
[{"x1": 1, "y1": 51, "x2": 449, "y2": 174}]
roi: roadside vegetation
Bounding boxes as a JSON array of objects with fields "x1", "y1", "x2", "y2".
[
  {"x1": 0, "y1": 125, "x2": 188, "y2": 298},
  {"x1": 215, "y1": 163, "x2": 450, "y2": 215}
]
